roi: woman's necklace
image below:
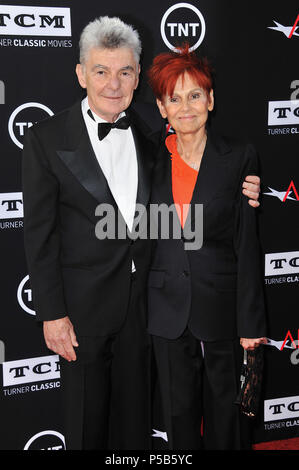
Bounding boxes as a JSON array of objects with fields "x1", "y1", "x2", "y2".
[
  {"x1": 189, "y1": 160, "x2": 201, "y2": 171},
  {"x1": 178, "y1": 133, "x2": 207, "y2": 172}
]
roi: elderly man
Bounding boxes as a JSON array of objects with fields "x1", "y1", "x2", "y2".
[{"x1": 22, "y1": 16, "x2": 260, "y2": 450}]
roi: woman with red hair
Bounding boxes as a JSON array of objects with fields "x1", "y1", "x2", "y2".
[{"x1": 147, "y1": 45, "x2": 267, "y2": 450}]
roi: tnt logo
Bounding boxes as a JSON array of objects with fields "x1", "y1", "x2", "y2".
[
  {"x1": 17, "y1": 274, "x2": 35, "y2": 316},
  {"x1": 24, "y1": 430, "x2": 65, "y2": 450},
  {"x1": 160, "y1": 3, "x2": 206, "y2": 52},
  {"x1": 8, "y1": 102, "x2": 53, "y2": 149}
]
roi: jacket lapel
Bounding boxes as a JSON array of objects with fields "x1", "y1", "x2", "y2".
[
  {"x1": 128, "y1": 107, "x2": 154, "y2": 209},
  {"x1": 56, "y1": 101, "x2": 155, "y2": 233},
  {"x1": 56, "y1": 101, "x2": 114, "y2": 206},
  {"x1": 190, "y1": 129, "x2": 232, "y2": 207},
  {"x1": 154, "y1": 130, "x2": 232, "y2": 230},
  {"x1": 127, "y1": 108, "x2": 155, "y2": 232}
]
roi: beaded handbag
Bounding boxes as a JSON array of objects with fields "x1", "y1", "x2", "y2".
[{"x1": 235, "y1": 346, "x2": 264, "y2": 418}]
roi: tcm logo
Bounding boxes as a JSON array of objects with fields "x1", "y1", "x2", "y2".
[
  {"x1": 161, "y1": 2, "x2": 206, "y2": 52},
  {"x1": 0, "y1": 5, "x2": 71, "y2": 37},
  {"x1": 2, "y1": 354, "x2": 60, "y2": 387},
  {"x1": 264, "y1": 396, "x2": 299, "y2": 422},
  {"x1": 17, "y1": 274, "x2": 35, "y2": 316},
  {"x1": 8, "y1": 102, "x2": 53, "y2": 149},
  {"x1": 0, "y1": 192, "x2": 23, "y2": 219},
  {"x1": 265, "y1": 251, "x2": 299, "y2": 277},
  {"x1": 268, "y1": 100, "x2": 299, "y2": 126},
  {"x1": 263, "y1": 180, "x2": 299, "y2": 202},
  {"x1": 24, "y1": 430, "x2": 65, "y2": 450},
  {"x1": 0, "y1": 80, "x2": 4, "y2": 104},
  {"x1": 268, "y1": 14, "x2": 299, "y2": 39}
]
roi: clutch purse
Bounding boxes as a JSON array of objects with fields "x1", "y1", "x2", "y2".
[{"x1": 234, "y1": 346, "x2": 264, "y2": 418}]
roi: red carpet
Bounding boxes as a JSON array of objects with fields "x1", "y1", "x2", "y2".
[{"x1": 253, "y1": 437, "x2": 299, "y2": 450}]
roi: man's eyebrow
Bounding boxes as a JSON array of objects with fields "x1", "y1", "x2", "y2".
[
  {"x1": 120, "y1": 65, "x2": 134, "y2": 71},
  {"x1": 92, "y1": 64, "x2": 135, "y2": 72},
  {"x1": 92, "y1": 64, "x2": 109, "y2": 71}
]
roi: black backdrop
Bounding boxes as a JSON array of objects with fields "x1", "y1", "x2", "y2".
[{"x1": 0, "y1": 0, "x2": 298, "y2": 450}]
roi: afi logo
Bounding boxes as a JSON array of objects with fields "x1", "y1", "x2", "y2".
[
  {"x1": 263, "y1": 180, "x2": 299, "y2": 202},
  {"x1": 280, "y1": 331, "x2": 299, "y2": 350},
  {"x1": 268, "y1": 15, "x2": 299, "y2": 38},
  {"x1": 0, "y1": 5, "x2": 71, "y2": 37},
  {"x1": 152, "y1": 429, "x2": 168, "y2": 442}
]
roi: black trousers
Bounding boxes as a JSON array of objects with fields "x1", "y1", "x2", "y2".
[
  {"x1": 60, "y1": 275, "x2": 152, "y2": 450},
  {"x1": 152, "y1": 329, "x2": 251, "y2": 450}
]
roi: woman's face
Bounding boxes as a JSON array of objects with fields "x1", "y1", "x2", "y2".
[{"x1": 157, "y1": 72, "x2": 214, "y2": 136}]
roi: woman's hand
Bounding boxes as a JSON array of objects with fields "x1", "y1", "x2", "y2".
[
  {"x1": 242, "y1": 175, "x2": 261, "y2": 208},
  {"x1": 240, "y1": 337, "x2": 268, "y2": 350}
]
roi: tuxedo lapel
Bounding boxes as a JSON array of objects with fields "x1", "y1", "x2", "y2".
[
  {"x1": 128, "y1": 108, "x2": 154, "y2": 209},
  {"x1": 128, "y1": 108, "x2": 155, "y2": 232},
  {"x1": 56, "y1": 102, "x2": 155, "y2": 234},
  {"x1": 56, "y1": 101, "x2": 114, "y2": 206}
]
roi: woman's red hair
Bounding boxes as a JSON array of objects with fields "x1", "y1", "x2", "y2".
[{"x1": 148, "y1": 43, "x2": 213, "y2": 101}]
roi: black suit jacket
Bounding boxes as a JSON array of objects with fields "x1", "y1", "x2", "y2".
[
  {"x1": 147, "y1": 130, "x2": 267, "y2": 341},
  {"x1": 22, "y1": 100, "x2": 157, "y2": 337}
]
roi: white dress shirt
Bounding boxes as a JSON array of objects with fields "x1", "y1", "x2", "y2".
[{"x1": 81, "y1": 97, "x2": 138, "y2": 271}]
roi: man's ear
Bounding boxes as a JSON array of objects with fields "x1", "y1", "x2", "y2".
[
  {"x1": 76, "y1": 63, "x2": 86, "y2": 89},
  {"x1": 134, "y1": 64, "x2": 141, "y2": 90},
  {"x1": 156, "y1": 98, "x2": 167, "y2": 119}
]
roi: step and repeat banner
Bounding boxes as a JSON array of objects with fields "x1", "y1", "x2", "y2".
[{"x1": 0, "y1": 0, "x2": 298, "y2": 450}]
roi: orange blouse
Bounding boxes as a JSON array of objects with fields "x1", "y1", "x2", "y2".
[{"x1": 166, "y1": 134, "x2": 198, "y2": 227}]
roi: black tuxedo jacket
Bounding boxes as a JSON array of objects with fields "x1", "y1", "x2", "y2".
[
  {"x1": 147, "y1": 130, "x2": 267, "y2": 341},
  {"x1": 22, "y1": 100, "x2": 158, "y2": 337}
]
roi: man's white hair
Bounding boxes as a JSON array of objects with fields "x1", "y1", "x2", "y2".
[{"x1": 79, "y1": 16, "x2": 142, "y2": 65}]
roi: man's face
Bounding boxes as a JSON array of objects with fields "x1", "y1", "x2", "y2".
[{"x1": 76, "y1": 47, "x2": 140, "y2": 122}]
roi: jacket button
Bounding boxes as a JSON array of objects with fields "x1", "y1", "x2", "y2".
[{"x1": 182, "y1": 270, "x2": 189, "y2": 277}]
